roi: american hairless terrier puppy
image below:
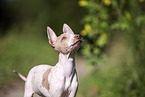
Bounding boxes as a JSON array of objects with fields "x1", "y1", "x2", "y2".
[{"x1": 13, "y1": 24, "x2": 82, "y2": 97}]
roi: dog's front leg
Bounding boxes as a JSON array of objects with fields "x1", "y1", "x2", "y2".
[
  {"x1": 69, "y1": 74, "x2": 78, "y2": 97},
  {"x1": 69, "y1": 83, "x2": 78, "y2": 97}
]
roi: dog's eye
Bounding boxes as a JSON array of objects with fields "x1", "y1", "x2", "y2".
[{"x1": 62, "y1": 37, "x2": 67, "y2": 41}]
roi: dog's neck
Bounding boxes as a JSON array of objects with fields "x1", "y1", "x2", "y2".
[{"x1": 58, "y1": 52, "x2": 75, "y2": 77}]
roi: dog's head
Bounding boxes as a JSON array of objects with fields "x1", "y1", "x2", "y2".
[{"x1": 47, "y1": 24, "x2": 82, "y2": 54}]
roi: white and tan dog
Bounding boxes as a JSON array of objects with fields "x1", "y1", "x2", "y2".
[{"x1": 13, "y1": 24, "x2": 82, "y2": 97}]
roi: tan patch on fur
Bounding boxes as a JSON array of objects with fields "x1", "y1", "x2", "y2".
[
  {"x1": 42, "y1": 68, "x2": 51, "y2": 91},
  {"x1": 61, "y1": 89, "x2": 71, "y2": 97}
]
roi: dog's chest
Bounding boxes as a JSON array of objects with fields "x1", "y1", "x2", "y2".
[
  {"x1": 48, "y1": 66, "x2": 77, "y2": 96},
  {"x1": 51, "y1": 73, "x2": 77, "y2": 97}
]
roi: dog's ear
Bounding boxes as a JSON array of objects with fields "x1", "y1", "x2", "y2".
[
  {"x1": 63, "y1": 24, "x2": 74, "y2": 34},
  {"x1": 47, "y1": 26, "x2": 57, "y2": 47}
]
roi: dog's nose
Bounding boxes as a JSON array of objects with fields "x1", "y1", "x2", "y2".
[{"x1": 75, "y1": 35, "x2": 81, "y2": 39}]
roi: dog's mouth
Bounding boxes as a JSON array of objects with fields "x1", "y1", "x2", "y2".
[{"x1": 71, "y1": 39, "x2": 82, "y2": 47}]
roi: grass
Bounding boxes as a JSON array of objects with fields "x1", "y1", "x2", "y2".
[{"x1": 0, "y1": 33, "x2": 58, "y2": 89}]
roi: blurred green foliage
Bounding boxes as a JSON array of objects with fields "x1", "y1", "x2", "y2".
[
  {"x1": 78, "y1": 35, "x2": 145, "y2": 97},
  {"x1": 78, "y1": 0, "x2": 145, "y2": 65},
  {"x1": 78, "y1": 0, "x2": 145, "y2": 97}
]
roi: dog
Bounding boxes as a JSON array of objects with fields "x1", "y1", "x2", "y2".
[{"x1": 13, "y1": 24, "x2": 82, "y2": 97}]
